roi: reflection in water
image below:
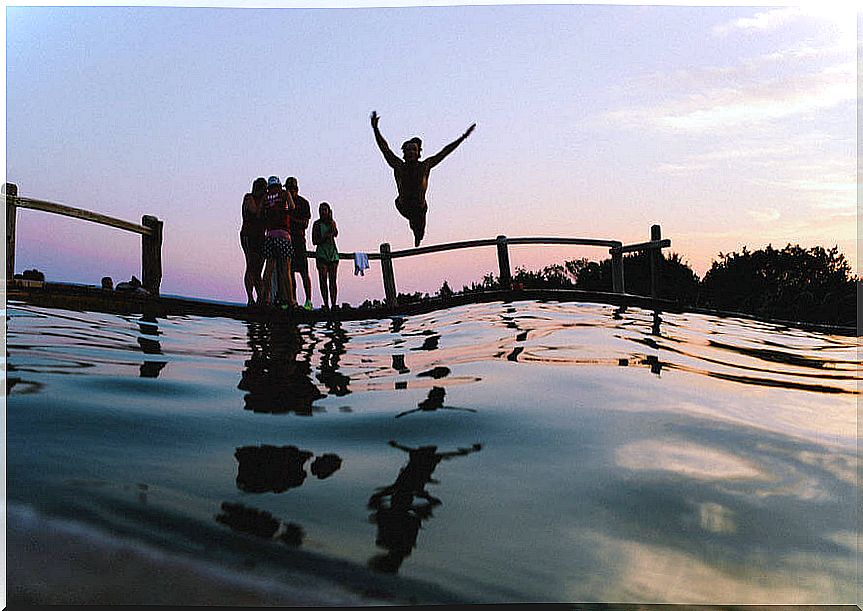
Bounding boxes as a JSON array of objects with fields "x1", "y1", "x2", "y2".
[
  {"x1": 417, "y1": 366, "x2": 450, "y2": 379},
  {"x1": 6, "y1": 300, "x2": 860, "y2": 603},
  {"x1": 316, "y1": 322, "x2": 351, "y2": 397},
  {"x1": 238, "y1": 322, "x2": 324, "y2": 414},
  {"x1": 395, "y1": 387, "x2": 478, "y2": 419},
  {"x1": 368, "y1": 441, "x2": 482, "y2": 573},
  {"x1": 138, "y1": 316, "x2": 167, "y2": 378},
  {"x1": 391, "y1": 354, "x2": 410, "y2": 374},
  {"x1": 310, "y1": 454, "x2": 342, "y2": 479},
  {"x1": 216, "y1": 502, "x2": 304, "y2": 546},
  {"x1": 235, "y1": 445, "x2": 314, "y2": 493}
]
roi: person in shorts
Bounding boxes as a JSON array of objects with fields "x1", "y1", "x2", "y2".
[
  {"x1": 261, "y1": 176, "x2": 296, "y2": 308},
  {"x1": 285, "y1": 176, "x2": 313, "y2": 310},
  {"x1": 240, "y1": 177, "x2": 267, "y2": 306}
]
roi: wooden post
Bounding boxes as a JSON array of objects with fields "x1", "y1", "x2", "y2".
[
  {"x1": 5, "y1": 183, "x2": 18, "y2": 281},
  {"x1": 380, "y1": 242, "x2": 397, "y2": 306},
  {"x1": 141, "y1": 215, "x2": 163, "y2": 296},
  {"x1": 650, "y1": 224, "x2": 661, "y2": 300},
  {"x1": 610, "y1": 247, "x2": 625, "y2": 294},
  {"x1": 496, "y1": 235, "x2": 511, "y2": 290}
]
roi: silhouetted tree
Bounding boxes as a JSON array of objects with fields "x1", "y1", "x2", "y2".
[{"x1": 701, "y1": 244, "x2": 857, "y2": 325}]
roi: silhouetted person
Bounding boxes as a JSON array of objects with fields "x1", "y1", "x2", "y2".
[
  {"x1": 370, "y1": 111, "x2": 476, "y2": 246},
  {"x1": 367, "y1": 440, "x2": 481, "y2": 573},
  {"x1": 395, "y1": 387, "x2": 477, "y2": 419},
  {"x1": 234, "y1": 445, "x2": 313, "y2": 493},
  {"x1": 216, "y1": 502, "x2": 304, "y2": 546},
  {"x1": 285, "y1": 176, "x2": 314, "y2": 310}
]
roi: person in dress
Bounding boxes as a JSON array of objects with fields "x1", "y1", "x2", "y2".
[{"x1": 311, "y1": 202, "x2": 340, "y2": 310}]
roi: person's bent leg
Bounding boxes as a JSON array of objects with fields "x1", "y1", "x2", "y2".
[{"x1": 409, "y1": 212, "x2": 427, "y2": 247}]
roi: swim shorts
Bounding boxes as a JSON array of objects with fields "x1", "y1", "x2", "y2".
[
  {"x1": 263, "y1": 236, "x2": 293, "y2": 260},
  {"x1": 240, "y1": 233, "x2": 264, "y2": 255},
  {"x1": 290, "y1": 235, "x2": 309, "y2": 274}
]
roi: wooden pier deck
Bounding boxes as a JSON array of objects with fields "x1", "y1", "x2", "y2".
[{"x1": 5, "y1": 278, "x2": 683, "y2": 323}]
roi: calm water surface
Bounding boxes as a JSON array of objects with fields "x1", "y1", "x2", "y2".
[{"x1": 5, "y1": 300, "x2": 860, "y2": 603}]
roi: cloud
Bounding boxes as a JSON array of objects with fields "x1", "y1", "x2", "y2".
[{"x1": 712, "y1": 7, "x2": 807, "y2": 36}]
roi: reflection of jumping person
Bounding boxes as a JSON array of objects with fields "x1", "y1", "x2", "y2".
[
  {"x1": 367, "y1": 440, "x2": 482, "y2": 573},
  {"x1": 370, "y1": 111, "x2": 476, "y2": 247}
]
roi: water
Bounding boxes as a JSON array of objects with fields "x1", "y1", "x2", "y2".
[{"x1": 5, "y1": 300, "x2": 859, "y2": 604}]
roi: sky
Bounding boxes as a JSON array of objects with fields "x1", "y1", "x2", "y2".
[{"x1": 4, "y1": 1, "x2": 857, "y2": 305}]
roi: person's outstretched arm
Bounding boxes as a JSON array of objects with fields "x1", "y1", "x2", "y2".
[
  {"x1": 371, "y1": 111, "x2": 401, "y2": 168},
  {"x1": 426, "y1": 123, "x2": 476, "y2": 169}
]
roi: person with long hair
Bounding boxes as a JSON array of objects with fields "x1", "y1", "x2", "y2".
[
  {"x1": 240, "y1": 177, "x2": 267, "y2": 306},
  {"x1": 311, "y1": 202, "x2": 339, "y2": 310}
]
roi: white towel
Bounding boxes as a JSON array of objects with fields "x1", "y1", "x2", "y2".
[{"x1": 354, "y1": 252, "x2": 370, "y2": 276}]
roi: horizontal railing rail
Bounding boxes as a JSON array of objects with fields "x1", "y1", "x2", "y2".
[
  {"x1": 5, "y1": 183, "x2": 164, "y2": 295},
  {"x1": 10, "y1": 195, "x2": 153, "y2": 235}
]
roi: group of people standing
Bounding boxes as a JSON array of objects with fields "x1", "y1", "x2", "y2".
[{"x1": 240, "y1": 176, "x2": 340, "y2": 310}]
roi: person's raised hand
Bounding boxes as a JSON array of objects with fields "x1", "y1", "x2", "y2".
[
  {"x1": 371, "y1": 111, "x2": 380, "y2": 127},
  {"x1": 463, "y1": 123, "x2": 476, "y2": 138}
]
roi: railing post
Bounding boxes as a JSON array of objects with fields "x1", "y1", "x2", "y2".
[
  {"x1": 141, "y1": 215, "x2": 163, "y2": 296},
  {"x1": 5, "y1": 183, "x2": 18, "y2": 282},
  {"x1": 380, "y1": 242, "x2": 397, "y2": 306},
  {"x1": 650, "y1": 224, "x2": 661, "y2": 299},
  {"x1": 610, "y1": 245, "x2": 625, "y2": 294},
  {"x1": 496, "y1": 235, "x2": 511, "y2": 290}
]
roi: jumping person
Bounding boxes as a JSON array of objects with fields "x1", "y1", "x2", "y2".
[
  {"x1": 370, "y1": 111, "x2": 476, "y2": 246},
  {"x1": 240, "y1": 177, "x2": 267, "y2": 306},
  {"x1": 261, "y1": 176, "x2": 296, "y2": 308},
  {"x1": 311, "y1": 202, "x2": 339, "y2": 310},
  {"x1": 285, "y1": 176, "x2": 313, "y2": 310}
]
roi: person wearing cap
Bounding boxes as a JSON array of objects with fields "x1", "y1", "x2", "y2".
[
  {"x1": 261, "y1": 176, "x2": 296, "y2": 308},
  {"x1": 370, "y1": 110, "x2": 476, "y2": 247},
  {"x1": 285, "y1": 176, "x2": 313, "y2": 310},
  {"x1": 240, "y1": 177, "x2": 268, "y2": 306}
]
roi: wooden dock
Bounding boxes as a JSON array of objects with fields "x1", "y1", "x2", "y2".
[{"x1": 5, "y1": 278, "x2": 683, "y2": 323}]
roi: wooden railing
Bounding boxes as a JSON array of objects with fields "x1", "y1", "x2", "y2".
[
  {"x1": 327, "y1": 227, "x2": 670, "y2": 306},
  {"x1": 5, "y1": 183, "x2": 164, "y2": 295},
  {"x1": 5, "y1": 182, "x2": 671, "y2": 307}
]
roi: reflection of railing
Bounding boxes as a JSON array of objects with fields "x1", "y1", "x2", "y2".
[
  {"x1": 5, "y1": 183, "x2": 164, "y2": 294},
  {"x1": 330, "y1": 228, "x2": 670, "y2": 306}
]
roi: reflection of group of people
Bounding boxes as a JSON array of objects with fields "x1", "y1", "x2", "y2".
[
  {"x1": 240, "y1": 176, "x2": 340, "y2": 310},
  {"x1": 239, "y1": 112, "x2": 476, "y2": 310}
]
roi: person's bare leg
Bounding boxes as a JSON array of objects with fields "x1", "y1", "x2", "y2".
[
  {"x1": 243, "y1": 252, "x2": 256, "y2": 305},
  {"x1": 262, "y1": 259, "x2": 276, "y2": 305},
  {"x1": 251, "y1": 253, "x2": 265, "y2": 304},
  {"x1": 278, "y1": 260, "x2": 293, "y2": 306},
  {"x1": 302, "y1": 270, "x2": 312, "y2": 305},
  {"x1": 317, "y1": 265, "x2": 329, "y2": 308},
  {"x1": 328, "y1": 265, "x2": 338, "y2": 308}
]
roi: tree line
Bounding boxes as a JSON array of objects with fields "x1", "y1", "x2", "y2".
[{"x1": 443, "y1": 244, "x2": 857, "y2": 327}]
